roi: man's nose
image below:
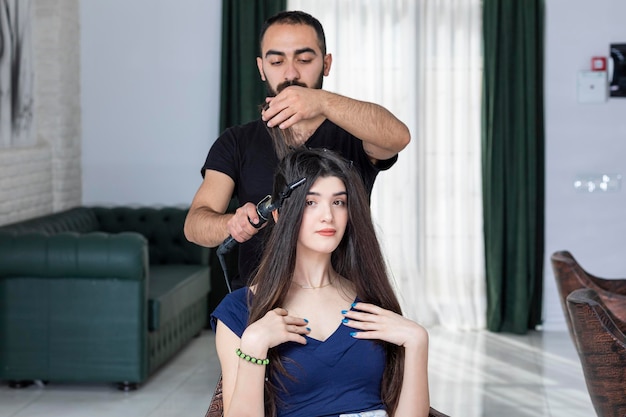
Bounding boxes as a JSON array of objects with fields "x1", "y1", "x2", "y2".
[{"x1": 284, "y1": 61, "x2": 300, "y2": 81}]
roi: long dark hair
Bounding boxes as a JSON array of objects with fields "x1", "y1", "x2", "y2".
[{"x1": 248, "y1": 148, "x2": 405, "y2": 416}]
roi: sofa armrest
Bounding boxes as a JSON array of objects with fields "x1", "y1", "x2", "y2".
[{"x1": 0, "y1": 232, "x2": 148, "y2": 280}]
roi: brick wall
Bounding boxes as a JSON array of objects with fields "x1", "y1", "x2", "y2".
[{"x1": 0, "y1": 0, "x2": 81, "y2": 226}]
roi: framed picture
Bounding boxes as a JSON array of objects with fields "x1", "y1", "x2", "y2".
[{"x1": 0, "y1": 0, "x2": 34, "y2": 147}]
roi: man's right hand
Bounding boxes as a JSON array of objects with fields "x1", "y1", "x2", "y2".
[
  {"x1": 227, "y1": 202, "x2": 266, "y2": 243},
  {"x1": 185, "y1": 170, "x2": 238, "y2": 248}
]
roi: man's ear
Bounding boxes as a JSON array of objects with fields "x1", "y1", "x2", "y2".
[
  {"x1": 272, "y1": 209, "x2": 279, "y2": 223},
  {"x1": 257, "y1": 57, "x2": 266, "y2": 81},
  {"x1": 323, "y1": 53, "x2": 332, "y2": 76}
]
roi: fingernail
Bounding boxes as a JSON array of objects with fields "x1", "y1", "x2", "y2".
[
  {"x1": 304, "y1": 318, "x2": 309, "y2": 323},
  {"x1": 341, "y1": 310, "x2": 348, "y2": 315},
  {"x1": 306, "y1": 327, "x2": 311, "y2": 332},
  {"x1": 342, "y1": 318, "x2": 349, "y2": 324},
  {"x1": 350, "y1": 332, "x2": 357, "y2": 337},
  {"x1": 351, "y1": 302, "x2": 357, "y2": 308}
]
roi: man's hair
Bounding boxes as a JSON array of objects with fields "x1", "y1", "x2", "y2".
[
  {"x1": 248, "y1": 147, "x2": 405, "y2": 417},
  {"x1": 259, "y1": 10, "x2": 327, "y2": 56}
]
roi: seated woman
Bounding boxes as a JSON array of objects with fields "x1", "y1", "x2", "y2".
[{"x1": 211, "y1": 148, "x2": 429, "y2": 417}]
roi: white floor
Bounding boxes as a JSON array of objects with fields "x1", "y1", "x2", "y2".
[{"x1": 0, "y1": 328, "x2": 595, "y2": 417}]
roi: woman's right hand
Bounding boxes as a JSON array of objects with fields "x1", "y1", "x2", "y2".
[
  {"x1": 240, "y1": 308, "x2": 310, "y2": 355},
  {"x1": 217, "y1": 308, "x2": 309, "y2": 417}
]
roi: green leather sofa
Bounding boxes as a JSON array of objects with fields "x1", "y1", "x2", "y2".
[{"x1": 0, "y1": 206, "x2": 211, "y2": 390}]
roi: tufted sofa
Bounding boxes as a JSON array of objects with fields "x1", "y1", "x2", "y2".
[{"x1": 0, "y1": 206, "x2": 211, "y2": 390}]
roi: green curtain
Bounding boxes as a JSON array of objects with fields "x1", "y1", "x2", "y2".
[
  {"x1": 220, "y1": 0, "x2": 286, "y2": 132},
  {"x1": 482, "y1": 0, "x2": 545, "y2": 334}
]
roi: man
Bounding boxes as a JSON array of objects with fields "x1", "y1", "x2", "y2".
[{"x1": 184, "y1": 11, "x2": 410, "y2": 289}]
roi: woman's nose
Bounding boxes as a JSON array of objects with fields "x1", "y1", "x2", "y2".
[{"x1": 320, "y1": 203, "x2": 333, "y2": 222}]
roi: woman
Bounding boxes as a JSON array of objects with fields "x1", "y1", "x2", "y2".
[{"x1": 211, "y1": 148, "x2": 429, "y2": 417}]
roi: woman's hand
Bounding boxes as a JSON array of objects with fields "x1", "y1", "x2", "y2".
[
  {"x1": 240, "y1": 308, "x2": 310, "y2": 355},
  {"x1": 341, "y1": 302, "x2": 427, "y2": 349}
]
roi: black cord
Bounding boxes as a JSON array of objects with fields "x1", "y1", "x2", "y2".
[{"x1": 217, "y1": 250, "x2": 232, "y2": 294}]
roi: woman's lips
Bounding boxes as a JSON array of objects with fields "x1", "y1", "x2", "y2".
[{"x1": 317, "y1": 229, "x2": 336, "y2": 236}]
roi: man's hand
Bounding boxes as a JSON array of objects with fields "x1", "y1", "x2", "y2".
[
  {"x1": 227, "y1": 202, "x2": 266, "y2": 243},
  {"x1": 262, "y1": 86, "x2": 325, "y2": 130},
  {"x1": 261, "y1": 86, "x2": 410, "y2": 162}
]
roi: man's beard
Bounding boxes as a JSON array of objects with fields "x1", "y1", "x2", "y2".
[{"x1": 264, "y1": 70, "x2": 325, "y2": 97}]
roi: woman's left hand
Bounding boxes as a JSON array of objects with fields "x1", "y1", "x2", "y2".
[{"x1": 342, "y1": 302, "x2": 427, "y2": 349}]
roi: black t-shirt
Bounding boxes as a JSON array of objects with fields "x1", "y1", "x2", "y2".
[{"x1": 202, "y1": 118, "x2": 397, "y2": 288}]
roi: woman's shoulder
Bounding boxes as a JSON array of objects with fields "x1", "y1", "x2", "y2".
[
  {"x1": 221, "y1": 287, "x2": 251, "y2": 309},
  {"x1": 210, "y1": 287, "x2": 251, "y2": 335}
]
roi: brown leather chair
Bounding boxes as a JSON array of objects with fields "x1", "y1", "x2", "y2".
[
  {"x1": 550, "y1": 250, "x2": 626, "y2": 342},
  {"x1": 206, "y1": 376, "x2": 450, "y2": 417},
  {"x1": 566, "y1": 288, "x2": 626, "y2": 417}
]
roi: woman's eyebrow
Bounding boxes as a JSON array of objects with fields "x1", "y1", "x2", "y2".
[{"x1": 306, "y1": 191, "x2": 347, "y2": 196}]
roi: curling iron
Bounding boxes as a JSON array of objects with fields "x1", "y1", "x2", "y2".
[{"x1": 216, "y1": 177, "x2": 307, "y2": 292}]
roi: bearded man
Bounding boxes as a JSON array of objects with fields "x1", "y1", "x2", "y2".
[{"x1": 185, "y1": 10, "x2": 410, "y2": 289}]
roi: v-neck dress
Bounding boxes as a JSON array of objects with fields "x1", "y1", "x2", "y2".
[{"x1": 211, "y1": 287, "x2": 387, "y2": 417}]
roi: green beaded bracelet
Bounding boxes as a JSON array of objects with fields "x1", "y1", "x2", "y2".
[{"x1": 236, "y1": 348, "x2": 270, "y2": 365}]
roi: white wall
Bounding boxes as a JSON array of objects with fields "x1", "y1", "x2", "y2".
[
  {"x1": 543, "y1": 0, "x2": 626, "y2": 329},
  {"x1": 80, "y1": 0, "x2": 222, "y2": 206}
]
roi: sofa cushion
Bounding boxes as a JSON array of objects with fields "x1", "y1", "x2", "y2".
[{"x1": 148, "y1": 265, "x2": 210, "y2": 331}]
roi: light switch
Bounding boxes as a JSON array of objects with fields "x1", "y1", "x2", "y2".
[{"x1": 577, "y1": 71, "x2": 608, "y2": 103}]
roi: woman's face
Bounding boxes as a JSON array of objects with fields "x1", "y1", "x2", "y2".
[{"x1": 297, "y1": 176, "x2": 348, "y2": 256}]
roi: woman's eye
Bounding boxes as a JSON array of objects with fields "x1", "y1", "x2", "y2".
[
  {"x1": 305, "y1": 200, "x2": 316, "y2": 206},
  {"x1": 333, "y1": 200, "x2": 346, "y2": 206}
]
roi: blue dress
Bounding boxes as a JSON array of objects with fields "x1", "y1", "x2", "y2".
[{"x1": 211, "y1": 287, "x2": 387, "y2": 417}]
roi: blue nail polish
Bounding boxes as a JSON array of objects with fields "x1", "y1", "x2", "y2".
[
  {"x1": 306, "y1": 327, "x2": 311, "y2": 332},
  {"x1": 350, "y1": 332, "x2": 357, "y2": 337},
  {"x1": 342, "y1": 318, "x2": 349, "y2": 324},
  {"x1": 304, "y1": 318, "x2": 309, "y2": 323},
  {"x1": 341, "y1": 310, "x2": 348, "y2": 315},
  {"x1": 351, "y1": 302, "x2": 357, "y2": 308}
]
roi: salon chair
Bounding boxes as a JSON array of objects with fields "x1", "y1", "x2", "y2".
[
  {"x1": 550, "y1": 250, "x2": 626, "y2": 342},
  {"x1": 566, "y1": 288, "x2": 626, "y2": 417}
]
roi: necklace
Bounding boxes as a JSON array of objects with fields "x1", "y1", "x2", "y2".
[{"x1": 291, "y1": 273, "x2": 336, "y2": 290}]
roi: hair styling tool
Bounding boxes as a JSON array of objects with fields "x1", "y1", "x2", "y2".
[{"x1": 216, "y1": 177, "x2": 307, "y2": 292}]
